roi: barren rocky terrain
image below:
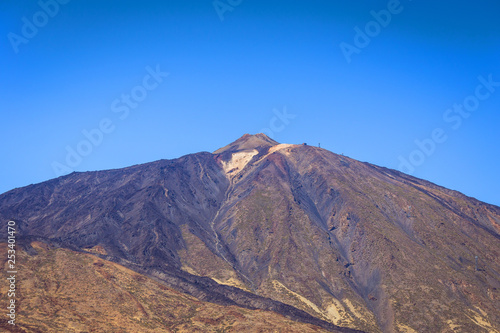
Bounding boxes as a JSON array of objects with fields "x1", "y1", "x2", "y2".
[{"x1": 0, "y1": 241, "x2": 339, "y2": 332}]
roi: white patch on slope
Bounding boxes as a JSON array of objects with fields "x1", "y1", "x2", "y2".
[
  {"x1": 267, "y1": 143, "x2": 296, "y2": 155},
  {"x1": 221, "y1": 149, "x2": 258, "y2": 176},
  {"x1": 253, "y1": 144, "x2": 298, "y2": 167}
]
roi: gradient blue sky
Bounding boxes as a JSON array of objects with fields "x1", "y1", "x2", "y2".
[{"x1": 1, "y1": 0, "x2": 499, "y2": 206}]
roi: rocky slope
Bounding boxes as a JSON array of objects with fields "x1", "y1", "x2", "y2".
[
  {"x1": 1, "y1": 133, "x2": 499, "y2": 332},
  {"x1": 0, "y1": 241, "x2": 337, "y2": 332}
]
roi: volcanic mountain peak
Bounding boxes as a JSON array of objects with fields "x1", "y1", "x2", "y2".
[
  {"x1": 213, "y1": 133, "x2": 279, "y2": 154},
  {"x1": 214, "y1": 133, "x2": 298, "y2": 177}
]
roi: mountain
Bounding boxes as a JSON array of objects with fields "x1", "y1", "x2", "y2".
[{"x1": 1, "y1": 133, "x2": 499, "y2": 332}]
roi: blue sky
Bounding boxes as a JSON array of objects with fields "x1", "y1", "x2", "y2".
[{"x1": 1, "y1": 0, "x2": 499, "y2": 206}]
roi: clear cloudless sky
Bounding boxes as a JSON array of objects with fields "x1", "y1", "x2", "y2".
[{"x1": 1, "y1": 0, "x2": 499, "y2": 205}]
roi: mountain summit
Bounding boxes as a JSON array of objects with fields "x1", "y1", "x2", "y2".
[
  {"x1": 1, "y1": 134, "x2": 499, "y2": 332},
  {"x1": 213, "y1": 133, "x2": 279, "y2": 154}
]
